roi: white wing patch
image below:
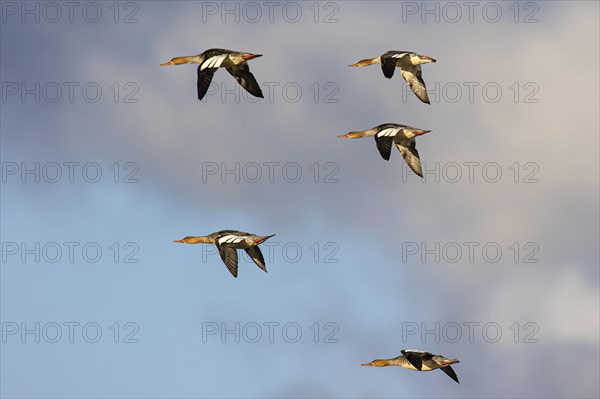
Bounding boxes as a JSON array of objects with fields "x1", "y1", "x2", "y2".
[
  {"x1": 377, "y1": 127, "x2": 399, "y2": 137},
  {"x1": 391, "y1": 52, "x2": 409, "y2": 59},
  {"x1": 403, "y1": 349, "x2": 427, "y2": 354},
  {"x1": 200, "y1": 55, "x2": 228, "y2": 71},
  {"x1": 218, "y1": 235, "x2": 245, "y2": 245}
]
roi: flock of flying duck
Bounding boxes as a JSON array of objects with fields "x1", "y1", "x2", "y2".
[{"x1": 164, "y1": 48, "x2": 459, "y2": 384}]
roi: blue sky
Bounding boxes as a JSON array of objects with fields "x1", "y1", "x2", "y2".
[{"x1": 1, "y1": 1, "x2": 599, "y2": 398}]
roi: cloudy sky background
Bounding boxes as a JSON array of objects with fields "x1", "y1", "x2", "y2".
[{"x1": 1, "y1": 1, "x2": 599, "y2": 397}]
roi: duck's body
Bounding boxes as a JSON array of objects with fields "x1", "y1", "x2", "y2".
[
  {"x1": 338, "y1": 123, "x2": 430, "y2": 177},
  {"x1": 349, "y1": 51, "x2": 436, "y2": 104},
  {"x1": 362, "y1": 350, "x2": 460, "y2": 384},
  {"x1": 161, "y1": 48, "x2": 264, "y2": 101},
  {"x1": 173, "y1": 230, "x2": 275, "y2": 277}
]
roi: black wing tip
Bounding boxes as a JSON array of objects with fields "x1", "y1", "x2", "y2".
[
  {"x1": 416, "y1": 90, "x2": 431, "y2": 104},
  {"x1": 224, "y1": 265, "x2": 238, "y2": 278},
  {"x1": 409, "y1": 164, "x2": 424, "y2": 177},
  {"x1": 415, "y1": 93, "x2": 431, "y2": 104},
  {"x1": 441, "y1": 365, "x2": 460, "y2": 384},
  {"x1": 226, "y1": 267, "x2": 238, "y2": 278},
  {"x1": 243, "y1": 86, "x2": 263, "y2": 98},
  {"x1": 254, "y1": 261, "x2": 268, "y2": 272},
  {"x1": 378, "y1": 151, "x2": 391, "y2": 161},
  {"x1": 249, "y1": 84, "x2": 264, "y2": 98},
  {"x1": 255, "y1": 264, "x2": 268, "y2": 273},
  {"x1": 375, "y1": 138, "x2": 393, "y2": 161}
]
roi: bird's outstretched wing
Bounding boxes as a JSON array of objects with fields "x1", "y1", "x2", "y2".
[
  {"x1": 400, "y1": 66, "x2": 430, "y2": 104},
  {"x1": 245, "y1": 247, "x2": 268, "y2": 272},
  {"x1": 440, "y1": 365, "x2": 460, "y2": 384},
  {"x1": 197, "y1": 67, "x2": 216, "y2": 100},
  {"x1": 375, "y1": 136, "x2": 394, "y2": 161},
  {"x1": 226, "y1": 63, "x2": 264, "y2": 98},
  {"x1": 374, "y1": 127, "x2": 401, "y2": 160},
  {"x1": 217, "y1": 244, "x2": 239, "y2": 277},
  {"x1": 402, "y1": 350, "x2": 424, "y2": 370},
  {"x1": 381, "y1": 56, "x2": 398, "y2": 79},
  {"x1": 396, "y1": 140, "x2": 423, "y2": 177},
  {"x1": 401, "y1": 350, "x2": 433, "y2": 371}
]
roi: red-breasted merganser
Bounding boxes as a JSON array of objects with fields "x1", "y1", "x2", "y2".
[
  {"x1": 161, "y1": 49, "x2": 264, "y2": 101},
  {"x1": 349, "y1": 51, "x2": 436, "y2": 104},
  {"x1": 173, "y1": 230, "x2": 275, "y2": 277},
  {"x1": 338, "y1": 123, "x2": 431, "y2": 177},
  {"x1": 362, "y1": 349, "x2": 460, "y2": 384}
]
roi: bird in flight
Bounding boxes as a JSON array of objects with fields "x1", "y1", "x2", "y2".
[
  {"x1": 161, "y1": 48, "x2": 264, "y2": 101},
  {"x1": 362, "y1": 349, "x2": 460, "y2": 384},
  {"x1": 173, "y1": 230, "x2": 275, "y2": 277},
  {"x1": 349, "y1": 51, "x2": 436, "y2": 104},
  {"x1": 338, "y1": 123, "x2": 431, "y2": 177}
]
